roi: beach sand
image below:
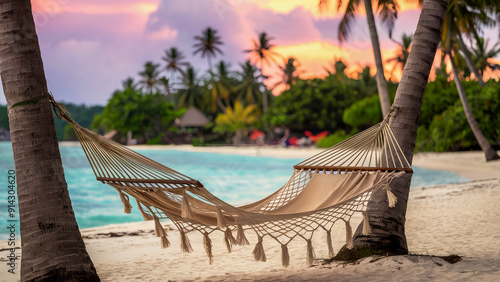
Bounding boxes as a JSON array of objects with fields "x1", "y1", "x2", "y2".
[{"x1": 1, "y1": 148, "x2": 499, "y2": 281}]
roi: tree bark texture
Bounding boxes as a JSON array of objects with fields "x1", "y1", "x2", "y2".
[
  {"x1": 363, "y1": 0, "x2": 391, "y2": 115},
  {"x1": 352, "y1": 0, "x2": 449, "y2": 254},
  {"x1": 0, "y1": 1, "x2": 100, "y2": 281},
  {"x1": 447, "y1": 51, "x2": 499, "y2": 161}
]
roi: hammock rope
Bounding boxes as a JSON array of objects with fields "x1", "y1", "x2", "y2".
[{"x1": 48, "y1": 96, "x2": 411, "y2": 266}]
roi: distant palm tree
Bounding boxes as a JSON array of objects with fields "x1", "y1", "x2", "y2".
[
  {"x1": 206, "y1": 61, "x2": 235, "y2": 113},
  {"x1": 318, "y1": 0, "x2": 397, "y2": 114},
  {"x1": 139, "y1": 61, "x2": 162, "y2": 93},
  {"x1": 178, "y1": 65, "x2": 202, "y2": 109},
  {"x1": 244, "y1": 32, "x2": 280, "y2": 113},
  {"x1": 162, "y1": 47, "x2": 188, "y2": 77},
  {"x1": 193, "y1": 27, "x2": 224, "y2": 71},
  {"x1": 235, "y1": 61, "x2": 264, "y2": 106},
  {"x1": 386, "y1": 33, "x2": 413, "y2": 80},
  {"x1": 324, "y1": 59, "x2": 348, "y2": 79},
  {"x1": 122, "y1": 77, "x2": 138, "y2": 91},
  {"x1": 273, "y1": 57, "x2": 301, "y2": 90},
  {"x1": 158, "y1": 76, "x2": 176, "y2": 104},
  {"x1": 471, "y1": 36, "x2": 500, "y2": 76},
  {"x1": 440, "y1": 0, "x2": 499, "y2": 86}
]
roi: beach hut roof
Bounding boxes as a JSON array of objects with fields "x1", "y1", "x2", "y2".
[{"x1": 176, "y1": 107, "x2": 209, "y2": 127}]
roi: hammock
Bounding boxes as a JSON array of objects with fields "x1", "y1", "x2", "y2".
[{"x1": 50, "y1": 97, "x2": 411, "y2": 266}]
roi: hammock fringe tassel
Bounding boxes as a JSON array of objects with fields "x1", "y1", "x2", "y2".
[
  {"x1": 224, "y1": 228, "x2": 237, "y2": 253},
  {"x1": 386, "y1": 188, "x2": 398, "y2": 208},
  {"x1": 362, "y1": 211, "x2": 371, "y2": 235},
  {"x1": 253, "y1": 236, "x2": 266, "y2": 262},
  {"x1": 136, "y1": 200, "x2": 153, "y2": 221},
  {"x1": 180, "y1": 231, "x2": 194, "y2": 253},
  {"x1": 345, "y1": 221, "x2": 354, "y2": 249},
  {"x1": 281, "y1": 244, "x2": 290, "y2": 267},
  {"x1": 153, "y1": 216, "x2": 170, "y2": 248},
  {"x1": 236, "y1": 224, "x2": 250, "y2": 246},
  {"x1": 161, "y1": 235, "x2": 170, "y2": 249},
  {"x1": 118, "y1": 190, "x2": 132, "y2": 214},
  {"x1": 306, "y1": 239, "x2": 315, "y2": 265},
  {"x1": 203, "y1": 233, "x2": 214, "y2": 264},
  {"x1": 326, "y1": 230, "x2": 334, "y2": 257},
  {"x1": 216, "y1": 207, "x2": 227, "y2": 229},
  {"x1": 153, "y1": 216, "x2": 166, "y2": 238},
  {"x1": 181, "y1": 190, "x2": 195, "y2": 219}
]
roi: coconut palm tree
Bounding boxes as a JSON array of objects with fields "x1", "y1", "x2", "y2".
[
  {"x1": 441, "y1": 1, "x2": 500, "y2": 161},
  {"x1": 244, "y1": 32, "x2": 281, "y2": 113},
  {"x1": 158, "y1": 76, "x2": 177, "y2": 104},
  {"x1": 386, "y1": 33, "x2": 413, "y2": 80},
  {"x1": 318, "y1": 0, "x2": 397, "y2": 114},
  {"x1": 193, "y1": 27, "x2": 224, "y2": 71},
  {"x1": 162, "y1": 47, "x2": 188, "y2": 77},
  {"x1": 178, "y1": 65, "x2": 202, "y2": 109},
  {"x1": 471, "y1": 36, "x2": 500, "y2": 76},
  {"x1": 122, "y1": 77, "x2": 139, "y2": 91},
  {"x1": 0, "y1": 1, "x2": 99, "y2": 280},
  {"x1": 324, "y1": 59, "x2": 349, "y2": 81},
  {"x1": 445, "y1": 49, "x2": 499, "y2": 161},
  {"x1": 235, "y1": 61, "x2": 265, "y2": 106},
  {"x1": 336, "y1": 0, "x2": 450, "y2": 256},
  {"x1": 206, "y1": 61, "x2": 236, "y2": 114},
  {"x1": 139, "y1": 61, "x2": 162, "y2": 93},
  {"x1": 440, "y1": 0, "x2": 499, "y2": 86},
  {"x1": 213, "y1": 101, "x2": 260, "y2": 146},
  {"x1": 273, "y1": 57, "x2": 302, "y2": 90}
]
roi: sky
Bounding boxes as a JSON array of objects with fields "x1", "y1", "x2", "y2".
[{"x1": 0, "y1": 0, "x2": 498, "y2": 105}]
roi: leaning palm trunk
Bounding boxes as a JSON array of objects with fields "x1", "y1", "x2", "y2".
[
  {"x1": 348, "y1": 0, "x2": 449, "y2": 254},
  {"x1": 0, "y1": 1, "x2": 99, "y2": 281},
  {"x1": 447, "y1": 52, "x2": 499, "y2": 161},
  {"x1": 363, "y1": 0, "x2": 391, "y2": 115},
  {"x1": 456, "y1": 33, "x2": 485, "y2": 87}
]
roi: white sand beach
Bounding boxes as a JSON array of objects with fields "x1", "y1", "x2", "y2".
[{"x1": 1, "y1": 148, "x2": 499, "y2": 281}]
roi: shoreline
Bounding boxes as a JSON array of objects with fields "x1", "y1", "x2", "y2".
[{"x1": 59, "y1": 142, "x2": 500, "y2": 180}]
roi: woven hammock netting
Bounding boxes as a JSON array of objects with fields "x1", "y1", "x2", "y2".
[{"x1": 51, "y1": 98, "x2": 411, "y2": 266}]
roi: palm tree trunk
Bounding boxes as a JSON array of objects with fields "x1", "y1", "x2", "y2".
[
  {"x1": 447, "y1": 51, "x2": 499, "y2": 161},
  {"x1": 217, "y1": 98, "x2": 227, "y2": 113},
  {"x1": 456, "y1": 32, "x2": 485, "y2": 87},
  {"x1": 0, "y1": 1, "x2": 99, "y2": 281},
  {"x1": 261, "y1": 64, "x2": 269, "y2": 113},
  {"x1": 208, "y1": 55, "x2": 213, "y2": 71},
  {"x1": 348, "y1": 0, "x2": 449, "y2": 255},
  {"x1": 363, "y1": 0, "x2": 391, "y2": 115}
]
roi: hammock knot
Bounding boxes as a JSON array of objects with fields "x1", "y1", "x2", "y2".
[
  {"x1": 253, "y1": 236, "x2": 266, "y2": 262},
  {"x1": 48, "y1": 92, "x2": 72, "y2": 121}
]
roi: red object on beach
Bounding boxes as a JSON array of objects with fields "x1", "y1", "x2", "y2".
[
  {"x1": 250, "y1": 130, "x2": 265, "y2": 140},
  {"x1": 304, "y1": 130, "x2": 329, "y2": 142},
  {"x1": 288, "y1": 137, "x2": 299, "y2": 146}
]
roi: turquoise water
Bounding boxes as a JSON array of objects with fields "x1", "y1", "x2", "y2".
[{"x1": 0, "y1": 142, "x2": 467, "y2": 239}]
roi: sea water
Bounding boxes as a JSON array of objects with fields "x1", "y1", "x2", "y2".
[{"x1": 0, "y1": 142, "x2": 467, "y2": 239}]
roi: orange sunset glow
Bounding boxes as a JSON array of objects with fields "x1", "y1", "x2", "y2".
[{"x1": 0, "y1": 0, "x2": 493, "y2": 106}]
